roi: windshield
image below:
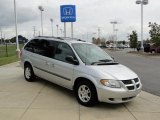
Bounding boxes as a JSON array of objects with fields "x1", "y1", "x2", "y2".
[{"x1": 72, "y1": 43, "x2": 113, "y2": 65}]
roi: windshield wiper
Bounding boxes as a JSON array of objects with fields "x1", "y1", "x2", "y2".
[
  {"x1": 99, "y1": 59, "x2": 112, "y2": 62},
  {"x1": 91, "y1": 60, "x2": 119, "y2": 65},
  {"x1": 91, "y1": 59, "x2": 112, "y2": 65},
  {"x1": 91, "y1": 61, "x2": 106, "y2": 65}
]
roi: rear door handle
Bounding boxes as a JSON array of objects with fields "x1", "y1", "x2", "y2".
[
  {"x1": 51, "y1": 64, "x2": 55, "y2": 67},
  {"x1": 45, "y1": 61, "x2": 50, "y2": 66}
]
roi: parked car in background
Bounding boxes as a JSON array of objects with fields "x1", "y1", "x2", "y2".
[
  {"x1": 117, "y1": 44, "x2": 124, "y2": 49},
  {"x1": 144, "y1": 43, "x2": 150, "y2": 53},
  {"x1": 150, "y1": 43, "x2": 160, "y2": 53}
]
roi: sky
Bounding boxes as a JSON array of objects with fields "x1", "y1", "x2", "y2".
[{"x1": 0, "y1": 0, "x2": 160, "y2": 42}]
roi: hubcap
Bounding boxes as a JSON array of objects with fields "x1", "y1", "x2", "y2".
[
  {"x1": 78, "y1": 85, "x2": 91, "y2": 103},
  {"x1": 25, "y1": 67, "x2": 31, "y2": 79}
]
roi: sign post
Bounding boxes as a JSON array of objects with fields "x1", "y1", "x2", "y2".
[
  {"x1": 64, "y1": 22, "x2": 66, "y2": 37},
  {"x1": 60, "y1": 5, "x2": 76, "y2": 38}
]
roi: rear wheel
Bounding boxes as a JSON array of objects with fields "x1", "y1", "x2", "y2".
[
  {"x1": 74, "y1": 80, "x2": 98, "y2": 107},
  {"x1": 24, "y1": 64, "x2": 35, "y2": 82},
  {"x1": 151, "y1": 50, "x2": 156, "y2": 53}
]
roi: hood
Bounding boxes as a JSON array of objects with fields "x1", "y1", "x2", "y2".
[{"x1": 88, "y1": 64, "x2": 138, "y2": 80}]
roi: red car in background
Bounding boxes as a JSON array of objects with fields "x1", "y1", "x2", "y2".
[{"x1": 150, "y1": 44, "x2": 160, "y2": 53}]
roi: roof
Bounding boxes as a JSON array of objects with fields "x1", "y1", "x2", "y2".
[{"x1": 33, "y1": 36, "x2": 89, "y2": 44}]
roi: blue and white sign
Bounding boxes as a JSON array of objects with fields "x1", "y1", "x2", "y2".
[{"x1": 60, "y1": 5, "x2": 76, "y2": 22}]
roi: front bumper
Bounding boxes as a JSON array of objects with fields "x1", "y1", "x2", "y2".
[{"x1": 97, "y1": 85, "x2": 142, "y2": 103}]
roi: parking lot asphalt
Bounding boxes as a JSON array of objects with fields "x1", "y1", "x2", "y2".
[
  {"x1": 0, "y1": 62, "x2": 160, "y2": 120},
  {"x1": 106, "y1": 49, "x2": 160, "y2": 96}
]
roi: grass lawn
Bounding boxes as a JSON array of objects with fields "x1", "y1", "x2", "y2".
[
  {"x1": 0, "y1": 44, "x2": 23, "y2": 66},
  {"x1": 0, "y1": 55, "x2": 19, "y2": 66}
]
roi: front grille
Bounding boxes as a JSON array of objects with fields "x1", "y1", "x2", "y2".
[
  {"x1": 121, "y1": 78, "x2": 140, "y2": 91},
  {"x1": 134, "y1": 78, "x2": 139, "y2": 83},
  {"x1": 127, "y1": 86, "x2": 135, "y2": 90},
  {"x1": 122, "y1": 80, "x2": 132, "y2": 84},
  {"x1": 136, "y1": 84, "x2": 140, "y2": 88}
]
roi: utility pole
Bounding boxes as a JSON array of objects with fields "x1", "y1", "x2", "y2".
[
  {"x1": 110, "y1": 21, "x2": 118, "y2": 49},
  {"x1": 33, "y1": 26, "x2": 36, "y2": 37}
]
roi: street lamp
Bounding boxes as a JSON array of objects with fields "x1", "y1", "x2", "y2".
[
  {"x1": 38, "y1": 6, "x2": 44, "y2": 36},
  {"x1": 114, "y1": 29, "x2": 118, "y2": 48},
  {"x1": 110, "y1": 21, "x2": 118, "y2": 49},
  {"x1": 14, "y1": 0, "x2": 20, "y2": 58},
  {"x1": 56, "y1": 24, "x2": 59, "y2": 37},
  {"x1": 50, "y1": 18, "x2": 53, "y2": 37},
  {"x1": 60, "y1": 28, "x2": 63, "y2": 37},
  {"x1": 136, "y1": 0, "x2": 148, "y2": 51}
]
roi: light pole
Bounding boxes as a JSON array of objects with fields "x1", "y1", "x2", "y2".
[
  {"x1": 50, "y1": 18, "x2": 53, "y2": 37},
  {"x1": 14, "y1": 0, "x2": 20, "y2": 58},
  {"x1": 38, "y1": 6, "x2": 44, "y2": 36},
  {"x1": 114, "y1": 29, "x2": 118, "y2": 47},
  {"x1": 110, "y1": 21, "x2": 117, "y2": 49},
  {"x1": 60, "y1": 28, "x2": 63, "y2": 37},
  {"x1": 136, "y1": 0, "x2": 148, "y2": 51},
  {"x1": 56, "y1": 24, "x2": 59, "y2": 37}
]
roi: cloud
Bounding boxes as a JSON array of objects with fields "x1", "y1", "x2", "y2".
[
  {"x1": 0, "y1": 0, "x2": 38, "y2": 27},
  {"x1": 0, "y1": 0, "x2": 160, "y2": 40}
]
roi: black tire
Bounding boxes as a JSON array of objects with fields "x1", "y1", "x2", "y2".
[
  {"x1": 24, "y1": 64, "x2": 35, "y2": 82},
  {"x1": 74, "y1": 80, "x2": 98, "y2": 107}
]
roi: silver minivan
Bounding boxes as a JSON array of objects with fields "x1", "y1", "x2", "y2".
[{"x1": 21, "y1": 36, "x2": 142, "y2": 106}]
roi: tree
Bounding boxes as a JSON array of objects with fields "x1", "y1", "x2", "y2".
[
  {"x1": 149, "y1": 22, "x2": 160, "y2": 46},
  {"x1": 10, "y1": 35, "x2": 28, "y2": 44},
  {"x1": 129, "y1": 31, "x2": 138, "y2": 50},
  {"x1": 92, "y1": 37, "x2": 96, "y2": 44},
  {"x1": 92, "y1": 37, "x2": 101, "y2": 45},
  {"x1": 96, "y1": 38, "x2": 101, "y2": 45},
  {"x1": 122, "y1": 40, "x2": 126, "y2": 45},
  {"x1": 100, "y1": 38, "x2": 106, "y2": 46}
]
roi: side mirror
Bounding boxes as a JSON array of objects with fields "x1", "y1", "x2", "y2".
[
  {"x1": 65, "y1": 56, "x2": 79, "y2": 65},
  {"x1": 111, "y1": 56, "x2": 115, "y2": 60}
]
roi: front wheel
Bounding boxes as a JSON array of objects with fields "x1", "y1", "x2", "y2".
[
  {"x1": 74, "y1": 81, "x2": 98, "y2": 107},
  {"x1": 24, "y1": 64, "x2": 35, "y2": 82}
]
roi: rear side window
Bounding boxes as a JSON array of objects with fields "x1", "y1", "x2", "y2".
[
  {"x1": 24, "y1": 39, "x2": 45, "y2": 55},
  {"x1": 24, "y1": 39, "x2": 76, "y2": 63},
  {"x1": 24, "y1": 39, "x2": 57, "y2": 58},
  {"x1": 24, "y1": 39, "x2": 37, "y2": 52}
]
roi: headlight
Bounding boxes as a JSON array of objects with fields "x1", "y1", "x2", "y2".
[{"x1": 100, "y1": 79, "x2": 121, "y2": 88}]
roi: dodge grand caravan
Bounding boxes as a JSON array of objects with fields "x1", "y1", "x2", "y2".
[{"x1": 21, "y1": 36, "x2": 142, "y2": 106}]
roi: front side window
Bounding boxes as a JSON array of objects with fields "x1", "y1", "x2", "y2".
[
  {"x1": 72, "y1": 43, "x2": 113, "y2": 65},
  {"x1": 54, "y1": 42, "x2": 76, "y2": 63}
]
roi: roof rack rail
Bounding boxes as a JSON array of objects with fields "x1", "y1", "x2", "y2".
[
  {"x1": 36, "y1": 36, "x2": 64, "y2": 40},
  {"x1": 61, "y1": 37, "x2": 86, "y2": 42}
]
